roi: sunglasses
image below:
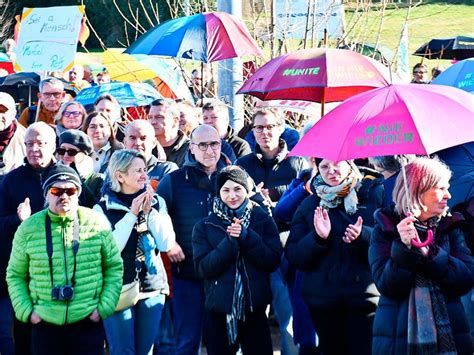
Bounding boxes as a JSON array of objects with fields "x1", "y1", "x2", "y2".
[
  {"x1": 57, "y1": 148, "x2": 80, "y2": 156},
  {"x1": 49, "y1": 187, "x2": 78, "y2": 197},
  {"x1": 62, "y1": 111, "x2": 82, "y2": 118}
]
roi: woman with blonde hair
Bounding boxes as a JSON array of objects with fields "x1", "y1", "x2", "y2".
[
  {"x1": 55, "y1": 101, "x2": 87, "y2": 135},
  {"x1": 369, "y1": 156, "x2": 473, "y2": 355}
]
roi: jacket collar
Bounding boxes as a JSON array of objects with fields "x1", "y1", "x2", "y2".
[{"x1": 255, "y1": 139, "x2": 288, "y2": 163}]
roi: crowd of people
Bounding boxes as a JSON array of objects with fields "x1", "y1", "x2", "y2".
[{"x1": 0, "y1": 57, "x2": 471, "y2": 355}]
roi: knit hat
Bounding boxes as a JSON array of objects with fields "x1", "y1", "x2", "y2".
[
  {"x1": 215, "y1": 165, "x2": 250, "y2": 194},
  {"x1": 42, "y1": 164, "x2": 82, "y2": 197},
  {"x1": 59, "y1": 130, "x2": 93, "y2": 155}
]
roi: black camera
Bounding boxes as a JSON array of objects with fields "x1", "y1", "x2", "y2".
[{"x1": 52, "y1": 285, "x2": 74, "y2": 301}]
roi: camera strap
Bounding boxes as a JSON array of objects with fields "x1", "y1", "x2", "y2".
[{"x1": 45, "y1": 214, "x2": 80, "y2": 288}]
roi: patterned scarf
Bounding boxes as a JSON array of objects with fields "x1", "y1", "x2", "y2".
[
  {"x1": 312, "y1": 165, "x2": 362, "y2": 215},
  {"x1": 0, "y1": 121, "x2": 16, "y2": 154},
  {"x1": 212, "y1": 197, "x2": 253, "y2": 344},
  {"x1": 407, "y1": 218, "x2": 457, "y2": 355}
]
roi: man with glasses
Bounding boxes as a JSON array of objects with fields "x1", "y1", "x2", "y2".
[
  {"x1": 157, "y1": 124, "x2": 230, "y2": 355},
  {"x1": 6, "y1": 164, "x2": 123, "y2": 355},
  {"x1": 236, "y1": 108, "x2": 307, "y2": 355},
  {"x1": 0, "y1": 93, "x2": 26, "y2": 181},
  {"x1": 0, "y1": 122, "x2": 57, "y2": 355},
  {"x1": 411, "y1": 63, "x2": 429, "y2": 84},
  {"x1": 19, "y1": 77, "x2": 67, "y2": 128}
]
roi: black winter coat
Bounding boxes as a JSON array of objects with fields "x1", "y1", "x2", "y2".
[
  {"x1": 0, "y1": 160, "x2": 55, "y2": 297},
  {"x1": 369, "y1": 208, "x2": 474, "y2": 355},
  {"x1": 157, "y1": 154, "x2": 229, "y2": 279},
  {"x1": 192, "y1": 205, "x2": 282, "y2": 313},
  {"x1": 285, "y1": 171, "x2": 384, "y2": 310}
]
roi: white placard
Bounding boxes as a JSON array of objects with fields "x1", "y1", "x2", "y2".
[
  {"x1": 274, "y1": 0, "x2": 344, "y2": 40},
  {"x1": 15, "y1": 6, "x2": 84, "y2": 72}
]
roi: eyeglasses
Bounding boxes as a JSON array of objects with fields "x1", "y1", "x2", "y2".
[
  {"x1": 49, "y1": 187, "x2": 78, "y2": 197},
  {"x1": 25, "y1": 141, "x2": 48, "y2": 148},
  {"x1": 191, "y1": 141, "x2": 221, "y2": 151},
  {"x1": 63, "y1": 111, "x2": 82, "y2": 118},
  {"x1": 414, "y1": 71, "x2": 427, "y2": 74},
  {"x1": 253, "y1": 124, "x2": 280, "y2": 133},
  {"x1": 57, "y1": 148, "x2": 80, "y2": 156},
  {"x1": 41, "y1": 92, "x2": 63, "y2": 99}
]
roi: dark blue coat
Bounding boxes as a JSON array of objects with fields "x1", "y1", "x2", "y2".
[
  {"x1": 157, "y1": 153, "x2": 229, "y2": 280},
  {"x1": 192, "y1": 205, "x2": 282, "y2": 313},
  {"x1": 285, "y1": 171, "x2": 384, "y2": 310},
  {"x1": 0, "y1": 160, "x2": 55, "y2": 297},
  {"x1": 369, "y1": 208, "x2": 474, "y2": 355}
]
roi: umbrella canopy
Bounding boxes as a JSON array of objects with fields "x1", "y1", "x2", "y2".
[
  {"x1": 125, "y1": 12, "x2": 263, "y2": 63},
  {"x1": 289, "y1": 84, "x2": 474, "y2": 161},
  {"x1": 436, "y1": 142, "x2": 474, "y2": 208},
  {"x1": 432, "y1": 58, "x2": 474, "y2": 93},
  {"x1": 237, "y1": 48, "x2": 389, "y2": 103},
  {"x1": 413, "y1": 35, "x2": 474, "y2": 60},
  {"x1": 74, "y1": 82, "x2": 162, "y2": 107}
]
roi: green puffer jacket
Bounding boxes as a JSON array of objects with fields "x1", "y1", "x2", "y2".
[{"x1": 6, "y1": 207, "x2": 123, "y2": 325}]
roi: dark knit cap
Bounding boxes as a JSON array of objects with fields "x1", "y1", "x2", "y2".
[
  {"x1": 42, "y1": 164, "x2": 82, "y2": 197},
  {"x1": 215, "y1": 166, "x2": 250, "y2": 194},
  {"x1": 59, "y1": 129, "x2": 93, "y2": 155}
]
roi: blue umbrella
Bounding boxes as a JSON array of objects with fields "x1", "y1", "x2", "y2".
[
  {"x1": 432, "y1": 59, "x2": 474, "y2": 93},
  {"x1": 436, "y1": 142, "x2": 474, "y2": 208},
  {"x1": 74, "y1": 82, "x2": 162, "y2": 107}
]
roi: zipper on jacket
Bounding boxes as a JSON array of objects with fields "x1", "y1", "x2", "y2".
[{"x1": 61, "y1": 221, "x2": 70, "y2": 324}]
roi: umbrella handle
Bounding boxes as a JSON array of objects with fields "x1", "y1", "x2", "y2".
[{"x1": 411, "y1": 229, "x2": 434, "y2": 248}]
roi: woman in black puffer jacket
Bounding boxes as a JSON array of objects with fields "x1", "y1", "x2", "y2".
[
  {"x1": 285, "y1": 158, "x2": 384, "y2": 355},
  {"x1": 192, "y1": 165, "x2": 282, "y2": 355},
  {"x1": 369, "y1": 157, "x2": 473, "y2": 355}
]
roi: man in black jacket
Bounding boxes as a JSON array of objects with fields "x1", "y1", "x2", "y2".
[
  {"x1": 202, "y1": 100, "x2": 251, "y2": 159},
  {"x1": 0, "y1": 122, "x2": 56, "y2": 355},
  {"x1": 157, "y1": 124, "x2": 230, "y2": 355}
]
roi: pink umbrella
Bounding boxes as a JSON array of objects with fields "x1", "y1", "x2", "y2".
[
  {"x1": 289, "y1": 84, "x2": 474, "y2": 162},
  {"x1": 289, "y1": 83, "x2": 474, "y2": 251},
  {"x1": 237, "y1": 48, "x2": 389, "y2": 103}
]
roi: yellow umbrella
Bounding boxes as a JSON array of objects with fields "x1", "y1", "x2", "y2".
[{"x1": 101, "y1": 50, "x2": 157, "y2": 83}]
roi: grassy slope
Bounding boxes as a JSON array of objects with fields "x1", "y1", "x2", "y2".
[{"x1": 346, "y1": 2, "x2": 474, "y2": 67}]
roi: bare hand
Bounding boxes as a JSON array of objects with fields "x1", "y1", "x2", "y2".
[
  {"x1": 89, "y1": 309, "x2": 101, "y2": 322},
  {"x1": 227, "y1": 218, "x2": 242, "y2": 238},
  {"x1": 142, "y1": 187, "x2": 154, "y2": 215},
  {"x1": 30, "y1": 311, "x2": 42, "y2": 324},
  {"x1": 313, "y1": 206, "x2": 331, "y2": 239},
  {"x1": 130, "y1": 192, "x2": 147, "y2": 216},
  {"x1": 167, "y1": 243, "x2": 185, "y2": 263},
  {"x1": 396, "y1": 214, "x2": 418, "y2": 248},
  {"x1": 343, "y1": 216, "x2": 363, "y2": 243},
  {"x1": 17, "y1": 197, "x2": 31, "y2": 221}
]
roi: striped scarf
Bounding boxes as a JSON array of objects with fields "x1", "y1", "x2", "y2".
[
  {"x1": 212, "y1": 197, "x2": 253, "y2": 344},
  {"x1": 408, "y1": 218, "x2": 457, "y2": 355}
]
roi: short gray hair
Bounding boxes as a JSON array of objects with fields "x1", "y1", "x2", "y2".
[
  {"x1": 106, "y1": 149, "x2": 147, "y2": 192},
  {"x1": 251, "y1": 107, "x2": 285, "y2": 126},
  {"x1": 150, "y1": 98, "x2": 180, "y2": 119},
  {"x1": 393, "y1": 156, "x2": 452, "y2": 216},
  {"x1": 55, "y1": 101, "x2": 87, "y2": 125},
  {"x1": 39, "y1": 77, "x2": 64, "y2": 92},
  {"x1": 25, "y1": 122, "x2": 56, "y2": 144}
]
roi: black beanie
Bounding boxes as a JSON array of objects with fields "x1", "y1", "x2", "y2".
[
  {"x1": 42, "y1": 164, "x2": 82, "y2": 197},
  {"x1": 215, "y1": 166, "x2": 250, "y2": 194},
  {"x1": 59, "y1": 130, "x2": 93, "y2": 155}
]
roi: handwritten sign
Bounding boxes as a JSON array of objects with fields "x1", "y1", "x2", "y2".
[
  {"x1": 15, "y1": 6, "x2": 84, "y2": 72},
  {"x1": 274, "y1": 0, "x2": 344, "y2": 40}
]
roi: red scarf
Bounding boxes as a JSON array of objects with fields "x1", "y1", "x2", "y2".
[{"x1": 0, "y1": 121, "x2": 17, "y2": 154}]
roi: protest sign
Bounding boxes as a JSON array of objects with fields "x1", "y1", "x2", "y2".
[{"x1": 15, "y1": 6, "x2": 84, "y2": 72}]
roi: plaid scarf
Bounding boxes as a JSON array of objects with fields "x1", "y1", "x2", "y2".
[
  {"x1": 312, "y1": 164, "x2": 362, "y2": 215},
  {"x1": 407, "y1": 218, "x2": 457, "y2": 355},
  {"x1": 212, "y1": 197, "x2": 253, "y2": 344}
]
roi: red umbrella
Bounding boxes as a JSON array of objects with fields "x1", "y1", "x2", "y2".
[{"x1": 237, "y1": 48, "x2": 389, "y2": 114}]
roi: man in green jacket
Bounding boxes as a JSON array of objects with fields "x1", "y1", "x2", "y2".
[{"x1": 6, "y1": 165, "x2": 123, "y2": 354}]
